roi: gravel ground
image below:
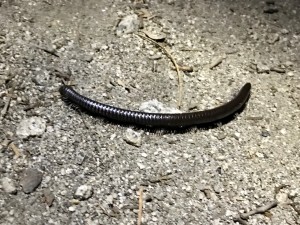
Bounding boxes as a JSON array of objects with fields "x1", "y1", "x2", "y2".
[{"x1": 0, "y1": 0, "x2": 300, "y2": 224}]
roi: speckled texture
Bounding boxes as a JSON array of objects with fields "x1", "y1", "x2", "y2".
[{"x1": 0, "y1": 0, "x2": 299, "y2": 224}]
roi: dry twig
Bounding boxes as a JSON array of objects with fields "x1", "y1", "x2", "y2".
[
  {"x1": 135, "y1": 32, "x2": 183, "y2": 109},
  {"x1": 209, "y1": 55, "x2": 226, "y2": 69},
  {"x1": 148, "y1": 174, "x2": 173, "y2": 183},
  {"x1": 137, "y1": 186, "x2": 144, "y2": 225},
  {"x1": 0, "y1": 84, "x2": 16, "y2": 121},
  {"x1": 8, "y1": 142, "x2": 21, "y2": 158},
  {"x1": 240, "y1": 200, "x2": 278, "y2": 219},
  {"x1": 32, "y1": 44, "x2": 60, "y2": 57},
  {"x1": 171, "y1": 65, "x2": 193, "y2": 72},
  {"x1": 180, "y1": 48, "x2": 202, "y2": 51},
  {"x1": 233, "y1": 217, "x2": 249, "y2": 225},
  {"x1": 0, "y1": 94, "x2": 11, "y2": 120},
  {"x1": 234, "y1": 200, "x2": 278, "y2": 224}
]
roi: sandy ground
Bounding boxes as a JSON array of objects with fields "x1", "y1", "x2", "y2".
[{"x1": 0, "y1": 0, "x2": 300, "y2": 224}]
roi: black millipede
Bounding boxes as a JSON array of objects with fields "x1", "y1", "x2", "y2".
[{"x1": 59, "y1": 83, "x2": 251, "y2": 128}]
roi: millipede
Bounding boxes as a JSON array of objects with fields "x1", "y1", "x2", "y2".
[{"x1": 59, "y1": 83, "x2": 251, "y2": 128}]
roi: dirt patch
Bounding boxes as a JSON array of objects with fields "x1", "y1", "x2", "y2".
[{"x1": 0, "y1": 0, "x2": 300, "y2": 224}]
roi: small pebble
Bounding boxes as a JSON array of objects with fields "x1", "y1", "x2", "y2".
[
  {"x1": 124, "y1": 128, "x2": 142, "y2": 147},
  {"x1": 184, "y1": 185, "x2": 192, "y2": 193},
  {"x1": 281, "y1": 29, "x2": 289, "y2": 34},
  {"x1": 276, "y1": 192, "x2": 289, "y2": 204},
  {"x1": 74, "y1": 185, "x2": 93, "y2": 200},
  {"x1": 280, "y1": 128, "x2": 287, "y2": 135},
  {"x1": 20, "y1": 168, "x2": 43, "y2": 194},
  {"x1": 261, "y1": 130, "x2": 270, "y2": 137},
  {"x1": 217, "y1": 133, "x2": 226, "y2": 140},
  {"x1": 140, "y1": 99, "x2": 181, "y2": 113},
  {"x1": 267, "y1": 33, "x2": 280, "y2": 44},
  {"x1": 43, "y1": 189, "x2": 55, "y2": 206},
  {"x1": 106, "y1": 194, "x2": 115, "y2": 204},
  {"x1": 213, "y1": 183, "x2": 224, "y2": 194},
  {"x1": 285, "y1": 61, "x2": 293, "y2": 67},
  {"x1": 137, "y1": 162, "x2": 146, "y2": 170},
  {"x1": 1, "y1": 177, "x2": 17, "y2": 194},
  {"x1": 68, "y1": 206, "x2": 76, "y2": 212},
  {"x1": 255, "y1": 152, "x2": 265, "y2": 158},
  {"x1": 116, "y1": 14, "x2": 140, "y2": 36},
  {"x1": 141, "y1": 152, "x2": 148, "y2": 157},
  {"x1": 82, "y1": 54, "x2": 93, "y2": 63},
  {"x1": 16, "y1": 117, "x2": 46, "y2": 139}
]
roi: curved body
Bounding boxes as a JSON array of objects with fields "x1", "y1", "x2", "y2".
[{"x1": 59, "y1": 83, "x2": 251, "y2": 128}]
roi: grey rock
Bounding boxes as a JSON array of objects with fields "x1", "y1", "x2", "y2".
[
  {"x1": 74, "y1": 185, "x2": 93, "y2": 200},
  {"x1": 68, "y1": 206, "x2": 76, "y2": 212},
  {"x1": 213, "y1": 183, "x2": 224, "y2": 194},
  {"x1": 281, "y1": 29, "x2": 289, "y2": 35},
  {"x1": 139, "y1": 99, "x2": 181, "y2": 113},
  {"x1": 267, "y1": 33, "x2": 280, "y2": 44},
  {"x1": 43, "y1": 189, "x2": 55, "y2": 206},
  {"x1": 124, "y1": 128, "x2": 143, "y2": 147},
  {"x1": 116, "y1": 14, "x2": 140, "y2": 36},
  {"x1": 136, "y1": 162, "x2": 146, "y2": 169},
  {"x1": 1, "y1": 177, "x2": 17, "y2": 194},
  {"x1": 20, "y1": 168, "x2": 43, "y2": 194},
  {"x1": 16, "y1": 117, "x2": 46, "y2": 139},
  {"x1": 276, "y1": 192, "x2": 289, "y2": 204},
  {"x1": 261, "y1": 130, "x2": 270, "y2": 137}
]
